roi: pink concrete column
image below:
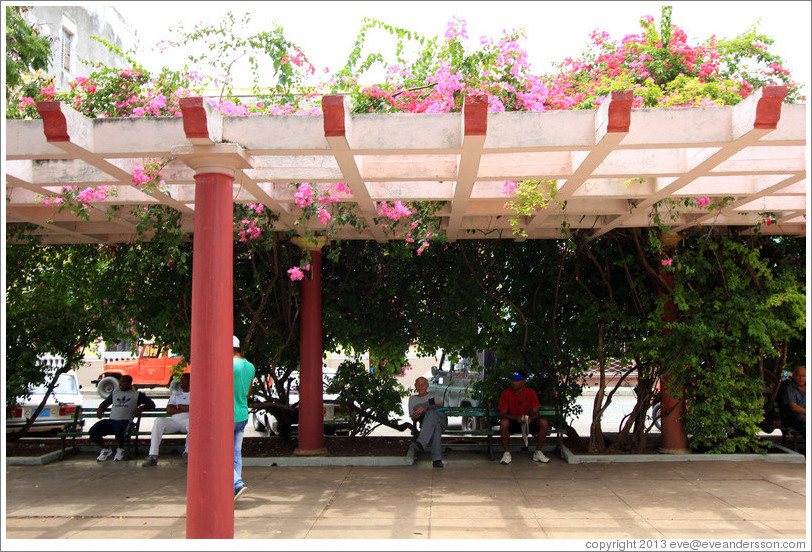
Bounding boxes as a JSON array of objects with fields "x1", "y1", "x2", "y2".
[
  {"x1": 186, "y1": 171, "x2": 235, "y2": 537},
  {"x1": 292, "y1": 237, "x2": 328, "y2": 456}
]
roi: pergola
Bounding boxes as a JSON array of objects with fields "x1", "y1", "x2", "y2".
[
  {"x1": 6, "y1": 88, "x2": 806, "y2": 243},
  {"x1": 4, "y1": 87, "x2": 807, "y2": 538}
]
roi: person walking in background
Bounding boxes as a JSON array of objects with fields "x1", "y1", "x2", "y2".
[
  {"x1": 142, "y1": 372, "x2": 190, "y2": 466},
  {"x1": 233, "y1": 335, "x2": 255, "y2": 502}
]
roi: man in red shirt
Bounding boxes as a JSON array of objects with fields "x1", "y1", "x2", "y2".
[{"x1": 498, "y1": 371, "x2": 550, "y2": 464}]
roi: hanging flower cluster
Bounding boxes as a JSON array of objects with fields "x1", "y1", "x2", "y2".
[{"x1": 37, "y1": 184, "x2": 119, "y2": 221}]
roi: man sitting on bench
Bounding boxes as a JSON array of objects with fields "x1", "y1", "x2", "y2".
[
  {"x1": 89, "y1": 375, "x2": 155, "y2": 462},
  {"x1": 142, "y1": 372, "x2": 190, "y2": 466},
  {"x1": 782, "y1": 366, "x2": 806, "y2": 435},
  {"x1": 498, "y1": 371, "x2": 550, "y2": 465},
  {"x1": 409, "y1": 376, "x2": 448, "y2": 468}
]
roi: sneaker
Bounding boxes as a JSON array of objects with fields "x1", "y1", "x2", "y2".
[
  {"x1": 432, "y1": 460, "x2": 444, "y2": 468},
  {"x1": 532, "y1": 450, "x2": 551, "y2": 463},
  {"x1": 234, "y1": 486, "x2": 248, "y2": 502},
  {"x1": 500, "y1": 451, "x2": 512, "y2": 465},
  {"x1": 142, "y1": 455, "x2": 158, "y2": 467},
  {"x1": 96, "y1": 448, "x2": 113, "y2": 462},
  {"x1": 114, "y1": 448, "x2": 126, "y2": 462},
  {"x1": 182, "y1": 451, "x2": 188, "y2": 464}
]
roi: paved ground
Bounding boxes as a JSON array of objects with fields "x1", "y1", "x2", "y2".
[{"x1": 4, "y1": 449, "x2": 807, "y2": 542}]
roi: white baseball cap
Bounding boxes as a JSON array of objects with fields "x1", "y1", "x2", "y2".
[{"x1": 232, "y1": 335, "x2": 240, "y2": 348}]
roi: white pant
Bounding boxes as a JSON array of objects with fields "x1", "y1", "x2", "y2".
[{"x1": 148, "y1": 416, "x2": 189, "y2": 457}]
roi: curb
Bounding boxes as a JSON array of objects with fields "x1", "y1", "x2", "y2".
[
  {"x1": 243, "y1": 455, "x2": 414, "y2": 467},
  {"x1": 8, "y1": 444, "x2": 417, "y2": 468},
  {"x1": 6, "y1": 449, "x2": 63, "y2": 466},
  {"x1": 560, "y1": 441, "x2": 806, "y2": 464},
  {"x1": 244, "y1": 444, "x2": 416, "y2": 467}
]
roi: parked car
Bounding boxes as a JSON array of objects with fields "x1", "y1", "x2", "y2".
[
  {"x1": 252, "y1": 367, "x2": 352, "y2": 436},
  {"x1": 428, "y1": 352, "x2": 486, "y2": 407},
  {"x1": 6, "y1": 371, "x2": 84, "y2": 434},
  {"x1": 428, "y1": 351, "x2": 490, "y2": 431},
  {"x1": 93, "y1": 342, "x2": 189, "y2": 398}
]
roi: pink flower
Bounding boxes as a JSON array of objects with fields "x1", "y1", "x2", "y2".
[
  {"x1": 20, "y1": 97, "x2": 36, "y2": 107},
  {"x1": 294, "y1": 183, "x2": 314, "y2": 207},
  {"x1": 334, "y1": 182, "x2": 352, "y2": 195},
  {"x1": 318, "y1": 193, "x2": 338, "y2": 205},
  {"x1": 317, "y1": 207, "x2": 331, "y2": 224},
  {"x1": 764, "y1": 217, "x2": 773, "y2": 226},
  {"x1": 378, "y1": 201, "x2": 414, "y2": 221},
  {"x1": 695, "y1": 197, "x2": 710, "y2": 208},
  {"x1": 502, "y1": 181, "x2": 517, "y2": 195},
  {"x1": 149, "y1": 94, "x2": 167, "y2": 111},
  {"x1": 287, "y1": 267, "x2": 305, "y2": 281},
  {"x1": 661, "y1": 259, "x2": 673, "y2": 267},
  {"x1": 132, "y1": 165, "x2": 151, "y2": 186}
]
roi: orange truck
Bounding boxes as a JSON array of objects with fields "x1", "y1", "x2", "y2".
[{"x1": 93, "y1": 342, "x2": 189, "y2": 398}]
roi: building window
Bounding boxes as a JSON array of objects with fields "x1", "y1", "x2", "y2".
[{"x1": 61, "y1": 27, "x2": 73, "y2": 73}]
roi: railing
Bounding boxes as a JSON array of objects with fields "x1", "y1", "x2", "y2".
[
  {"x1": 37, "y1": 354, "x2": 67, "y2": 370},
  {"x1": 101, "y1": 351, "x2": 136, "y2": 362}
]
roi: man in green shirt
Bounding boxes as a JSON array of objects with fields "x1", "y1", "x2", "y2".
[{"x1": 233, "y1": 335, "x2": 255, "y2": 502}]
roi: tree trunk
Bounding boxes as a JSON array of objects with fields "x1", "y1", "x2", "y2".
[{"x1": 588, "y1": 322, "x2": 607, "y2": 453}]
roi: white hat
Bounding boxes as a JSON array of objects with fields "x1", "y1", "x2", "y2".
[{"x1": 232, "y1": 335, "x2": 240, "y2": 348}]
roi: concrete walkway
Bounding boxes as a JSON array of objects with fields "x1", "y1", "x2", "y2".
[{"x1": 4, "y1": 449, "x2": 807, "y2": 541}]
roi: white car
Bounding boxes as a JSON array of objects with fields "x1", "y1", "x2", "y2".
[
  {"x1": 6, "y1": 371, "x2": 84, "y2": 434},
  {"x1": 252, "y1": 368, "x2": 351, "y2": 436}
]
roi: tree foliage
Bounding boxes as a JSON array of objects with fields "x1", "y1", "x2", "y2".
[
  {"x1": 5, "y1": 6, "x2": 52, "y2": 94},
  {"x1": 5, "y1": 232, "x2": 139, "y2": 439}
]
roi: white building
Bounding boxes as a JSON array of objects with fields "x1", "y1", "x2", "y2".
[{"x1": 23, "y1": 5, "x2": 136, "y2": 90}]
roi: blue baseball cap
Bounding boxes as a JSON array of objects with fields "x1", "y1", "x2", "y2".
[{"x1": 510, "y1": 372, "x2": 526, "y2": 381}]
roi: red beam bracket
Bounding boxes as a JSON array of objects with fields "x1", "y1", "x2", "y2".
[
  {"x1": 463, "y1": 94, "x2": 488, "y2": 136},
  {"x1": 753, "y1": 86, "x2": 787, "y2": 130},
  {"x1": 179, "y1": 97, "x2": 211, "y2": 140},
  {"x1": 36, "y1": 101, "x2": 70, "y2": 142},
  {"x1": 323, "y1": 95, "x2": 346, "y2": 137},
  {"x1": 606, "y1": 90, "x2": 634, "y2": 133}
]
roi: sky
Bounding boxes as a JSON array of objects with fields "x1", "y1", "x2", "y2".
[{"x1": 110, "y1": 0, "x2": 812, "y2": 94}]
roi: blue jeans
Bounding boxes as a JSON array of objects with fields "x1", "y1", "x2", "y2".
[{"x1": 234, "y1": 419, "x2": 248, "y2": 491}]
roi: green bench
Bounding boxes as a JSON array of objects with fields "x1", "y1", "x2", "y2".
[
  {"x1": 414, "y1": 405, "x2": 568, "y2": 461},
  {"x1": 57, "y1": 407, "x2": 187, "y2": 460}
]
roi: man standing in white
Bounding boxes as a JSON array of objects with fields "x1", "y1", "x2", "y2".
[{"x1": 142, "y1": 372, "x2": 191, "y2": 466}]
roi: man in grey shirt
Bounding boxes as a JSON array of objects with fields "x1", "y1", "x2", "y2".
[
  {"x1": 409, "y1": 376, "x2": 448, "y2": 468},
  {"x1": 89, "y1": 375, "x2": 155, "y2": 462}
]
